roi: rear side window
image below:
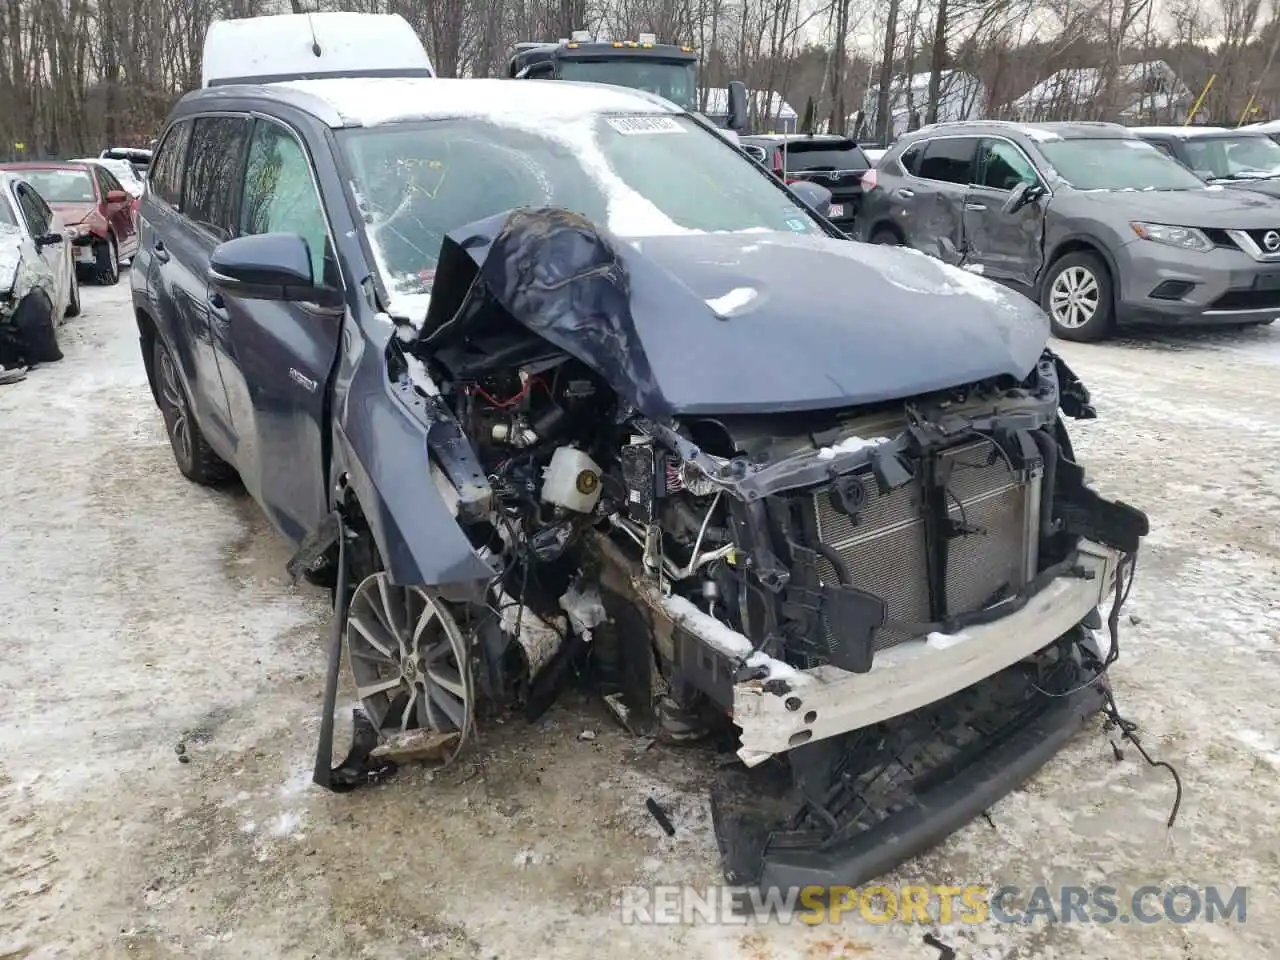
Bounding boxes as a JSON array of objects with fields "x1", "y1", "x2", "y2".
[
  {"x1": 149, "y1": 121, "x2": 191, "y2": 207},
  {"x1": 99, "y1": 166, "x2": 125, "y2": 195},
  {"x1": 781, "y1": 139, "x2": 870, "y2": 171},
  {"x1": 917, "y1": 137, "x2": 978, "y2": 184},
  {"x1": 897, "y1": 142, "x2": 924, "y2": 175},
  {"x1": 15, "y1": 184, "x2": 51, "y2": 235},
  {"x1": 182, "y1": 115, "x2": 251, "y2": 240}
]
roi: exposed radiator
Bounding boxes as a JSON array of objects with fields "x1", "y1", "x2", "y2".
[{"x1": 809, "y1": 437, "x2": 1040, "y2": 665}]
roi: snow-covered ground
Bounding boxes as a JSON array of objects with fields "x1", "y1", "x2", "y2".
[{"x1": 1, "y1": 280, "x2": 1277, "y2": 959}]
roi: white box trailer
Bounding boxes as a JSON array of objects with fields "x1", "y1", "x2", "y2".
[{"x1": 201, "y1": 12, "x2": 434, "y2": 88}]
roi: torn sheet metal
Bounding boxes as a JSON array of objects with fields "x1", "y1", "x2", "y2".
[
  {"x1": 419, "y1": 206, "x2": 1050, "y2": 419},
  {"x1": 0, "y1": 225, "x2": 44, "y2": 307}
]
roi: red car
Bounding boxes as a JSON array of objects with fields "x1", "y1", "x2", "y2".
[{"x1": 0, "y1": 160, "x2": 139, "y2": 285}]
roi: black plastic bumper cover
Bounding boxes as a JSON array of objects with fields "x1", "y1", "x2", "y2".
[{"x1": 716, "y1": 679, "x2": 1106, "y2": 892}]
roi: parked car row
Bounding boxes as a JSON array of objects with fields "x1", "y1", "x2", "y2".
[
  {"x1": 0, "y1": 153, "x2": 146, "y2": 374},
  {"x1": 851, "y1": 120, "x2": 1280, "y2": 341},
  {"x1": 0, "y1": 160, "x2": 139, "y2": 286}
]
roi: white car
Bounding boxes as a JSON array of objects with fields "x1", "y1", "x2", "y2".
[
  {"x1": 0, "y1": 172, "x2": 79, "y2": 372},
  {"x1": 99, "y1": 146, "x2": 153, "y2": 175},
  {"x1": 75, "y1": 157, "x2": 145, "y2": 199}
]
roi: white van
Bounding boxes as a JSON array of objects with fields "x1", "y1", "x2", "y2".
[{"x1": 201, "y1": 12, "x2": 434, "y2": 88}]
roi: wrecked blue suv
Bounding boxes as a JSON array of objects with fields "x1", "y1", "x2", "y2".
[{"x1": 133, "y1": 77, "x2": 1147, "y2": 891}]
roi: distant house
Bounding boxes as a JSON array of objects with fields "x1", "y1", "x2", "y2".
[
  {"x1": 858, "y1": 71, "x2": 986, "y2": 140},
  {"x1": 701, "y1": 87, "x2": 798, "y2": 133},
  {"x1": 1012, "y1": 61, "x2": 1191, "y2": 123}
]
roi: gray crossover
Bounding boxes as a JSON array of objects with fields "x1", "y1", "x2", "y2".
[{"x1": 858, "y1": 120, "x2": 1280, "y2": 340}]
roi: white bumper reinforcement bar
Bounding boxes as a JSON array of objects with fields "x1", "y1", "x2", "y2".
[{"x1": 732, "y1": 540, "x2": 1120, "y2": 766}]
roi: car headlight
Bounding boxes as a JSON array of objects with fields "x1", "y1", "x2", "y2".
[{"x1": 1130, "y1": 222, "x2": 1214, "y2": 252}]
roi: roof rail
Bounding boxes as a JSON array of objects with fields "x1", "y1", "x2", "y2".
[{"x1": 913, "y1": 119, "x2": 1016, "y2": 133}]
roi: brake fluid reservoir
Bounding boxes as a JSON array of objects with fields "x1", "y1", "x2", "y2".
[{"x1": 542, "y1": 447, "x2": 603, "y2": 513}]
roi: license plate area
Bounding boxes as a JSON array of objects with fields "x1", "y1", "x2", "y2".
[{"x1": 828, "y1": 203, "x2": 845, "y2": 218}]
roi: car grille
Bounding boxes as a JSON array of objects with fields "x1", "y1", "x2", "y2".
[{"x1": 807, "y1": 437, "x2": 1040, "y2": 665}]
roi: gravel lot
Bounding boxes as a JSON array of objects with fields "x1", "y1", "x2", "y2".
[{"x1": 1, "y1": 274, "x2": 1277, "y2": 959}]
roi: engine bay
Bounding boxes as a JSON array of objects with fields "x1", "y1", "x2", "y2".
[{"x1": 385, "y1": 292, "x2": 1147, "y2": 754}]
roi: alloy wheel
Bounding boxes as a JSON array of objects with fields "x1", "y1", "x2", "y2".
[
  {"x1": 156, "y1": 347, "x2": 192, "y2": 468},
  {"x1": 1049, "y1": 265, "x2": 1100, "y2": 329},
  {"x1": 346, "y1": 573, "x2": 472, "y2": 751}
]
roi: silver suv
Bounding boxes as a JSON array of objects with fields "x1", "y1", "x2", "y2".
[{"x1": 858, "y1": 120, "x2": 1280, "y2": 341}]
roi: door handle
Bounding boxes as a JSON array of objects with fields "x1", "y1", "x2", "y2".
[
  {"x1": 965, "y1": 202, "x2": 987, "y2": 211},
  {"x1": 152, "y1": 239, "x2": 169, "y2": 263},
  {"x1": 896, "y1": 188, "x2": 915, "y2": 199}
]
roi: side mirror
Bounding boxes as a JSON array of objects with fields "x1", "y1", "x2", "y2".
[
  {"x1": 105, "y1": 189, "x2": 128, "y2": 204},
  {"x1": 726, "y1": 79, "x2": 748, "y2": 133},
  {"x1": 742, "y1": 144, "x2": 767, "y2": 165},
  {"x1": 34, "y1": 232, "x2": 62, "y2": 249},
  {"x1": 209, "y1": 233, "x2": 341, "y2": 307},
  {"x1": 789, "y1": 180, "x2": 833, "y2": 218},
  {"x1": 1001, "y1": 181, "x2": 1045, "y2": 216}
]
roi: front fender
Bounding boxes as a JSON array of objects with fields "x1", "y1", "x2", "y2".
[
  {"x1": 332, "y1": 323, "x2": 493, "y2": 589},
  {"x1": 1041, "y1": 210, "x2": 1125, "y2": 295}
]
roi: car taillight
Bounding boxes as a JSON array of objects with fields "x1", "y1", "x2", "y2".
[
  {"x1": 785, "y1": 176, "x2": 800, "y2": 185},
  {"x1": 861, "y1": 169, "x2": 878, "y2": 190}
]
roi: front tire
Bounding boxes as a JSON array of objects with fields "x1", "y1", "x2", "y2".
[
  {"x1": 12, "y1": 291, "x2": 62, "y2": 364},
  {"x1": 153, "y1": 338, "x2": 234, "y2": 485},
  {"x1": 92, "y1": 235, "x2": 119, "y2": 286},
  {"x1": 870, "y1": 226, "x2": 902, "y2": 245},
  {"x1": 1041, "y1": 251, "x2": 1115, "y2": 342}
]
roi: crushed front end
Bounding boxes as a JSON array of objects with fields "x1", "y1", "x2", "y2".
[{"x1": 390, "y1": 207, "x2": 1149, "y2": 890}]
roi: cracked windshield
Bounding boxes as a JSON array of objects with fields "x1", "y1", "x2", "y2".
[{"x1": 339, "y1": 114, "x2": 819, "y2": 307}]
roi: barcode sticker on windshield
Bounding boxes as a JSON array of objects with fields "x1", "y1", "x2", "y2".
[{"x1": 606, "y1": 116, "x2": 685, "y2": 135}]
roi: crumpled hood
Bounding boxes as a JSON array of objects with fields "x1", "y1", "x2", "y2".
[
  {"x1": 421, "y1": 209, "x2": 1049, "y2": 418},
  {"x1": 1073, "y1": 187, "x2": 1280, "y2": 229}
]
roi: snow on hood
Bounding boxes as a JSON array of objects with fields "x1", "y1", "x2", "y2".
[{"x1": 420, "y1": 207, "x2": 1049, "y2": 418}]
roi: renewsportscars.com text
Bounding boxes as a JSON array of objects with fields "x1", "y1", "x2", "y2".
[{"x1": 616, "y1": 883, "x2": 1248, "y2": 926}]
